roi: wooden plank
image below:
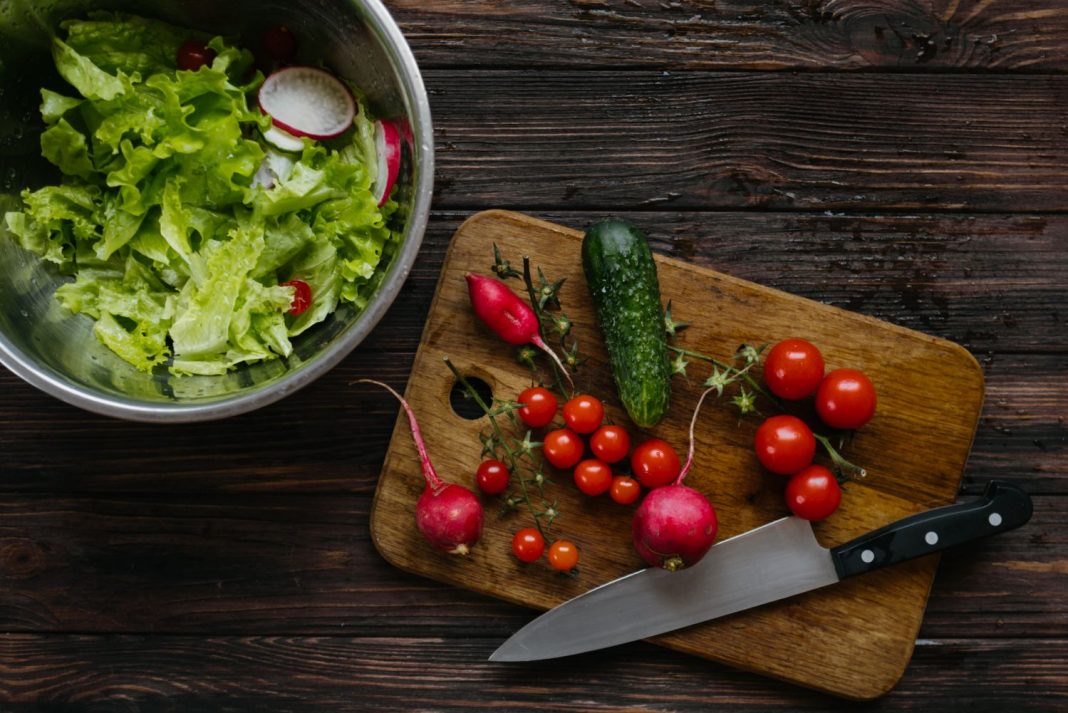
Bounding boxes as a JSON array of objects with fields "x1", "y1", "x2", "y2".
[
  {"x1": 392, "y1": 0, "x2": 1068, "y2": 73},
  {"x1": 1, "y1": 635, "x2": 1065, "y2": 711},
  {"x1": 0, "y1": 211, "x2": 1063, "y2": 495},
  {"x1": 0, "y1": 493, "x2": 1060, "y2": 638},
  {"x1": 426, "y1": 71, "x2": 1068, "y2": 212}
]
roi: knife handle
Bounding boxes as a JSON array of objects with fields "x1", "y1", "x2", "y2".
[{"x1": 830, "y1": 480, "x2": 1032, "y2": 579}]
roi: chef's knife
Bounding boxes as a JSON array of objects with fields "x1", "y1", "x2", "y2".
[{"x1": 490, "y1": 480, "x2": 1031, "y2": 662}]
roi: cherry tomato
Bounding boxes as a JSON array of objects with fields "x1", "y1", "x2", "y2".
[
  {"x1": 609, "y1": 475, "x2": 641, "y2": 505},
  {"x1": 630, "y1": 438, "x2": 681, "y2": 489},
  {"x1": 763, "y1": 338, "x2": 825, "y2": 400},
  {"x1": 785, "y1": 465, "x2": 842, "y2": 521},
  {"x1": 542, "y1": 428, "x2": 584, "y2": 470},
  {"x1": 517, "y1": 387, "x2": 558, "y2": 429},
  {"x1": 282, "y1": 280, "x2": 312, "y2": 316},
  {"x1": 476, "y1": 460, "x2": 509, "y2": 495},
  {"x1": 754, "y1": 415, "x2": 816, "y2": 475},
  {"x1": 573, "y1": 459, "x2": 612, "y2": 496},
  {"x1": 590, "y1": 425, "x2": 630, "y2": 464},
  {"x1": 548, "y1": 539, "x2": 580, "y2": 571},
  {"x1": 562, "y1": 394, "x2": 604, "y2": 434},
  {"x1": 815, "y1": 368, "x2": 878, "y2": 430},
  {"x1": 511, "y1": 527, "x2": 545, "y2": 563},
  {"x1": 177, "y1": 40, "x2": 216, "y2": 71},
  {"x1": 262, "y1": 25, "x2": 297, "y2": 64}
]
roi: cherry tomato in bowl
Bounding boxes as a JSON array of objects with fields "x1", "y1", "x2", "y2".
[
  {"x1": 785, "y1": 465, "x2": 842, "y2": 520},
  {"x1": 763, "y1": 338, "x2": 825, "y2": 400},
  {"x1": 177, "y1": 40, "x2": 217, "y2": 71},
  {"x1": 815, "y1": 368, "x2": 877, "y2": 430},
  {"x1": 517, "y1": 387, "x2": 558, "y2": 428},
  {"x1": 754, "y1": 415, "x2": 816, "y2": 475}
]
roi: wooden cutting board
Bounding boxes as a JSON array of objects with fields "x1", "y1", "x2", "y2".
[{"x1": 369, "y1": 210, "x2": 984, "y2": 700}]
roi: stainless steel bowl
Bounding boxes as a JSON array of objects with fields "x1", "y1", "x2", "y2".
[{"x1": 0, "y1": 0, "x2": 433, "y2": 422}]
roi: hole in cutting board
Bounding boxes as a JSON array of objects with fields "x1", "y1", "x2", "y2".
[{"x1": 450, "y1": 376, "x2": 493, "y2": 420}]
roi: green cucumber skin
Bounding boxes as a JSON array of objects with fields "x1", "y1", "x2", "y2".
[{"x1": 582, "y1": 219, "x2": 671, "y2": 429}]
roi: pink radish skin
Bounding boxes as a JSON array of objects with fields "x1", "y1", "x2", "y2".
[
  {"x1": 258, "y1": 66, "x2": 355, "y2": 140},
  {"x1": 373, "y1": 119, "x2": 402, "y2": 207},
  {"x1": 360, "y1": 380, "x2": 483, "y2": 555},
  {"x1": 465, "y1": 273, "x2": 574, "y2": 391},
  {"x1": 632, "y1": 387, "x2": 720, "y2": 571}
]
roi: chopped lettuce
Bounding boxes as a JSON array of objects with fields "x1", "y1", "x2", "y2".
[{"x1": 4, "y1": 13, "x2": 401, "y2": 375}]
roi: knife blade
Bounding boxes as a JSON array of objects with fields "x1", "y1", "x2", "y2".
[{"x1": 490, "y1": 480, "x2": 1032, "y2": 662}]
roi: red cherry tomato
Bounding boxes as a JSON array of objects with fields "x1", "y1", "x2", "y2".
[
  {"x1": 476, "y1": 460, "x2": 509, "y2": 495},
  {"x1": 542, "y1": 428, "x2": 584, "y2": 470},
  {"x1": 262, "y1": 25, "x2": 297, "y2": 64},
  {"x1": 785, "y1": 465, "x2": 842, "y2": 521},
  {"x1": 815, "y1": 368, "x2": 878, "y2": 430},
  {"x1": 630, "y1": 438, "x2": 681, "y2": 489},
  {"x1": 517, "y1": 387, "x2": 558, "y2": 428},
  {"x1": 282, "y1": 280, "x2": 312, "y2": 316},
  {"x1": 177, "y1": 40, "x2": 217, "y2": 71},
  {"x1": 763, "y1": 338, "x2": 825, "y2": 400},
  {"x1": 511, "y1": 527, "x2": 545, "y2": 563},
  {"x1": 609, "y1": 475, "x2": 641, "y2": 505},
  {"x1": 589, "y1": 425, "x2": 630, "y2": 464},
  {"x1": 754, "y1": 415, "x2": 816, "y2": 475},
  {"x1": 573, "y1": 459, "x2": 612, "y2": 496},
  {"x1": 547, "y1": 540, "x2": 580, "y2": 571},
  {"x1": 562, "y1": 394, "x2": 604, "y2": 434}
]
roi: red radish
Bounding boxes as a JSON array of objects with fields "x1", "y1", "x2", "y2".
[
  {"x1": 359, "y1": 380, "x2": 483, "y2": 555},
  {"x1": 632, "y1": 387, "x2": 720, "y2": 571},
  {"x1": 258, "y1": 66, "x2": 355, "y2": 140},
  {"x1": 465, "y1": 273, "x2": 574, "y2": 391},
  {"x1": 372, "y1": 119, "x2": 402, "y2": 207}
]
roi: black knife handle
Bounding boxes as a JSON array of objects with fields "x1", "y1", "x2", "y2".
[{"x1": 830, "y1": 480, "x2": 1032, "y2": 579}]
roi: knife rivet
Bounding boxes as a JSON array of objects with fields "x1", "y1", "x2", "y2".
[
  {"x1": 925, "y1": 531, "x2": 939, "y2": 545},
  {"x1": 861, "y1": 549, "x2": 875, "y2": 563},
  {"x1": 989, "y1": 512, "x2": 1003, "y2": 527}
]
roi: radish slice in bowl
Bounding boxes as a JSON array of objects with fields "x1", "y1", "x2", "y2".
[
  {"x1": 258, "y1": 66, "x2": 355, "y2": 140},
  {"x1": 262, "y1": 125, "x2": 306, "y2": 153},
  {"x1": 373, "y1": 119, "x2": 402, "y2": 207}
]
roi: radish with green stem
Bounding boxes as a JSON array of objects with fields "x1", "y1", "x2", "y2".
[
  {"x1": 632, "y1": 386, "x2": 720, "y2": 571},
  {"x1": 359, "y1": 379, "x2": 483, "y2": 555},
  {"x1": 466, "y1": 273, "x2": 574, "y2": 391}
]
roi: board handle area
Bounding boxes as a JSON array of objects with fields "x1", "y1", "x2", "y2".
[{"x1": 831, "y1": 480, "x2": 1032, "y2": 579}]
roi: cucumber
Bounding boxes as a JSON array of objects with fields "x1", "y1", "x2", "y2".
[{"x1": 582, "y1": 219, "x2": 671, "y2": 428}]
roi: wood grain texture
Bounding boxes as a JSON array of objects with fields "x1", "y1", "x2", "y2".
[
  {"x1": 0, "y1": 211, "x2": 1062, "y2": 495},
  {"x1": 2, "y1": 635, "x2": 1066, "y2": 712},
  {"x1": 427, "y1": 71, "x2": 1068, "y2": 212},
  {"x1": 369, "y1": 211, "x2": 985, "y2": 699},
  {"x1": 392, "y1": 0, "x2": 1068, "y2": 72},
  {"x1": 0, "y1": 494, "x2": 1061, "y2": 638}
]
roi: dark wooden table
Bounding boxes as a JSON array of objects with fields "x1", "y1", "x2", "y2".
[{"x1": 2, "y1": 2, "x2": 1066, "y2": 711}]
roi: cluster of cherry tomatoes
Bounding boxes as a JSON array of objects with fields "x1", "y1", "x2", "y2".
[
  {"x1": 755, "y1": 339, "x2": 877, "y2": 520},
  {"x1": 476, "y1": 386, "x2": 687, "y2": 569}
]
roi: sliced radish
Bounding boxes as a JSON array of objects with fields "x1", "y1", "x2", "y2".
[
  {"x1": 262, "y1": 124, "x2": 306, "y2": 153},
  {"x1": 373, "y1": 119, "x2": 402, "y2": 207},
  {"x1": 258, "y1": 66, "x2": 355, "y2": 140}
]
